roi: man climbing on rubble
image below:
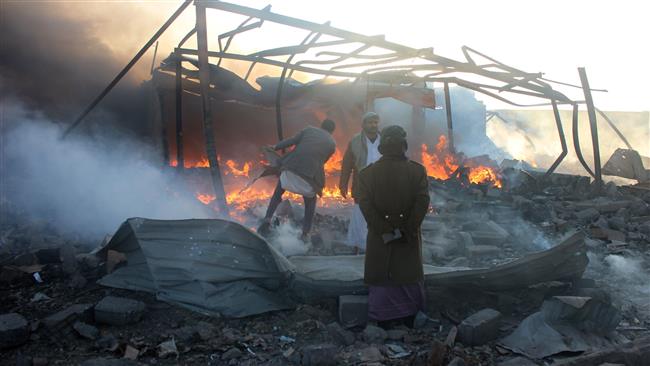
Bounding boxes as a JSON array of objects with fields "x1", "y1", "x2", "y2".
[
  {"x1": 339, "y1": 111, "x2": 381, "y2": 254},
  {"x1": 258, "y1": 119, "x2": 337, "y2": 242},
  {"x1": 357, "y1": 125, "x2": 430, "y2": 329}
]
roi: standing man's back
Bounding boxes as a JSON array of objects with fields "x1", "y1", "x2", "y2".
[{"x1": 357, "y1": 125, "x2": 430, "y2": 328}]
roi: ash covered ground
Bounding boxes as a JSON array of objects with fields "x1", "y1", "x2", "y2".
[{"x1": 2, "y1": 170, "x2": 650, "y2": 366}]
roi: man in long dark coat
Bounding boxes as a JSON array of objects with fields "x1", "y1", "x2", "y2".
[{"x1": 357, "y1": 125, "x2": 430, "y2": 328}]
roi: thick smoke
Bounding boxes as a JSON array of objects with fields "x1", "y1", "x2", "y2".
[
  {"x1": 0, "y1": 2, "x2": 149, "y2": 136},
  {"x1": 1, "y1": 104, "x2": 211, "y2": 238}
]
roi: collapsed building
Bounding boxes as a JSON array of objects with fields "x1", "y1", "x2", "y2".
[{"x1": 2, "y1": 1, "x2": 650, "y2": 365}]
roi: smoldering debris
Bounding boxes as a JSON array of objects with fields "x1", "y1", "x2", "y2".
[{"x1": 2, "y1": 161, "x2": 650, "y2": 365}]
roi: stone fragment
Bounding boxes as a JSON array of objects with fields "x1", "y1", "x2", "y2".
[
  {"x1": 351, "y1": 346, "x2": 384, "y2": 363},
  {"x1": 0, "y1": 313, "x2": 30, "y2": 349},
  {"x1": 338, "y1": 295, "x2": 368, "y2": 328},
  {"x1": 73, "y1": 321, "x2": 99, "y2": 340},
  {"x1": 458, "y1": 308, "x2": 502, "y2": 346},
  {"x1": 95, "y1": 296, "x2": 145, "y2": 326},
  {"x1": 79, "y1": 358, "x2": 137, "y2": 366},
  {"x1": 221, "y1": 347, "x2": 243, "y2": 360},
  {"x1": 326, "y1": 322, "x2": 354, "y2": 346},
  {"x1": 387, "y1": 328, "x2": 408, "y2": 341},
  {"x1": 43, "y1": 303, "x2": 94, "y2": 334},
  {"x1": 448, "y1": 357, "x2": 467, "y2": 366},
  {"x1": 497, "y1": 356, "x2": 538, "y2": 366},
  {"x1": 576, "y1": 208, "x2": 600, "y2": 223},
  {"x1": 362, "y1": 324, "x2": 387, "y2": 344},
  {"x1": 301, "y1": 343, "x2": 338, "y2": 366},
  {"x1": 157, "y1": 339, "x2": 178, "y2": 359}
]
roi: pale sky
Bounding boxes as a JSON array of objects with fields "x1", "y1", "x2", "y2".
[{"x1": 34, "y1": 0, "x2": 650, "y2": 111}]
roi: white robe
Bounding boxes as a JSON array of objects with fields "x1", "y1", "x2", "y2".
[{"x1": 347, "y1": 135, "x2": 380, "y2": 249}]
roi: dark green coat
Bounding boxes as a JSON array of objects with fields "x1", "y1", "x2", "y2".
[{"x1": 358, "y1": 155, "x2": 430, "y2": 286}]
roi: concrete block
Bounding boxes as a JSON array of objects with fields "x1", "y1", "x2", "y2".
[
  {"x1": 458, "y1": 308, "x2": 502, "y2": 346},
  {"x1": 95, "y1": 296, "x2": 145, "y2": 326},
  {"x1": 576, "y1": 208, "x2": 600, "y2": 222},
  {"x1": 338, "y1": 295, "x2": 368, "y2": 328},
  {"x1": 0, "y1": 313, "x2": 30, "y2": 349},
  {"x1": 326, "y1": 322, "x2": 354, "y2": 346},
  {"x1": 362, "y1": 324, "x2": 387, "y2": 344},
  {"x1": 43, "y1": 303, "x2": 94, "y2": 333},
  {"x1": 301, "y1": 343, "x2": 338, "y2": 366}
]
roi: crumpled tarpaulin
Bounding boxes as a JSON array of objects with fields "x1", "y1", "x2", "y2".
[
  {"x1": 97, "y1": 218, "x2": 295, "y2": 318},
  {"x1": 97, "y1": 219, "x2": 587, "y2": 318}
]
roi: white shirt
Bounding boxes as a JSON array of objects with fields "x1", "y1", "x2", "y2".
[{"x1": 365, "y1": 135, "x2": 381, "y2": 166}]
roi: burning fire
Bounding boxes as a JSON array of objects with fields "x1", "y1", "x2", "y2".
[
  {"x1": 421, "y1": 135, "x2": 502, "y2": 188},
  {"x1": 190, "y1": 148, "x2": 351, "y2": 217},
  {"x1": 324, "y1": 148, "x2": 343, "y2": 175},
  {"x1": 224, "y1": 159, "x2": 251, "y2": 177},
  {"x1": 196, "y1": 193, "x2": 216, "y2": 204}
]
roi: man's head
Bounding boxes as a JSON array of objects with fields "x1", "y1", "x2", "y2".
[
  {"x1": 361, "y1": 111, "x2": 380, "y2": 137},
  {"x1": 378, "y1": 125, "x2": 408, "y2": 156},
  {"x1": 321, "y1": 119, "x2": 336, "y2": 134}
]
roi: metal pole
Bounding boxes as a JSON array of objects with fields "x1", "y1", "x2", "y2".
[
  {"x1": 150, "y1": 41, "x2": 159, "y2": 75},
  {"x1": 175, "y1": 55, "x2": 184, "y2": 170},
  {"x1": 196, "y1": 3, "x2": 229, "y2": 214},
  {"x1": 443, "y1": 82, "x2": 455, "y2": 153},
  {"x1": 543, "y1": 99, "x2": 568, "y2": 177},
  {"x1": 578, "y1": 67, "x2": 602, "y2": 189},
  {"x1": 62, "y1": 0, "x2": 192, "y2": 138},
  {"x1": 572, "y1": 103, "x2": 595, "y2": 178}
]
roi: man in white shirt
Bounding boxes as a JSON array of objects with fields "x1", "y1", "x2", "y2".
[{"x1": 339, "y1": 112, "x2": 381, "y2": 253}]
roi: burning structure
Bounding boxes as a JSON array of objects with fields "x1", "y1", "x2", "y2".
[
  {"x1": 62, "y1": 0, "x2": 633, "y2": 218},
  {"x1": 2, "y1": 1, "x2": 650, "y2": 365}
]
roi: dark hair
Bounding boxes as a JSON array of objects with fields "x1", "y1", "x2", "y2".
[{"x1": 321, "y1": 119, "x2": 336, "y2": 133}]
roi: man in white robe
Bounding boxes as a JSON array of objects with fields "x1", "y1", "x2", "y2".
[{"x1": 339, "y1": 112, "x2": 381, "y2": 253}]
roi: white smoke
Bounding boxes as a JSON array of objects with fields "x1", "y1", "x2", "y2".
[
  {"x1": 587, "y1": 252, "x2": 650, "y2": 318},
  {"x1": 268, "y1": 221, "x2": 310, "y2": 257},
  {"x1": 1, "y1": 105, "x2": 212, "y2": 239}
]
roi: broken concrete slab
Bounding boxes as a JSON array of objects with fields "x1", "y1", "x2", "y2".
[
  {"x1": 0, "y1": 313, "x2": 30, "y2": 349},
  {"x1": 458, "y1": 308, "x2": 502, "y2": 346},
  {"x1": 576, "y1": 208, "x2": 600, "y2": 223},
  {"x1": 79, "y1": 358, "x2": 138, "y2": 366},
  {"x1": 94, "y1": 296, "x2": 145, "y2": 326},
  {"x1": 338, "y1": 295, "x2": 368, "y2": 328},
  {"x1": 326, "y1": 322, "x2": 354, "y2": 346},
  {"x1": 300, "y1": 343, "x2": 338, "y2": 366},
  {"x1": 43, "y1": 303, "x2": 94, "y2": 333},
  {"x1": 73, "y1": 321, "x2": 99, "y2": 340},
  {"x1": 362, "y1": 324, "x2": 388, "y2": 344},
  {"x1": 497, "y1": 356, "x2": 539, "y2": 366},
  {"x1": 602, "y1": 148, "x2": 649, "y2": 182}
]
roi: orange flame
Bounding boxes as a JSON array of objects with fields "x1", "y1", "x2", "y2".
[
  {"x1": 421, "y1": 135, "x2": 458, "y2": 179},
  {"x1": 421, "y1": 135, "x2": 502, "y2": 188},
  {"x1": 324, "y1": 148, "x2": 343, "y2": 175},
  {"x1": 196, "y1": 193, "x2": 216, "y2": 204},
  {"x1": 225, "y1": 159, "x2": 251, "y2": 177}
]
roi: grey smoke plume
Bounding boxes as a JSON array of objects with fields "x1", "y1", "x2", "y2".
[
  {"x1": 1, "y1": 104, "x2": 210, "y2": 238},
  {"x1": 0, "y1": 2, "x2": 149, "y2": 136}
]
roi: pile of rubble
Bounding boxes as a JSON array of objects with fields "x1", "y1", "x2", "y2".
[{"x1": 1, "y1": 171, "x2": 650, "y2": 365}]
